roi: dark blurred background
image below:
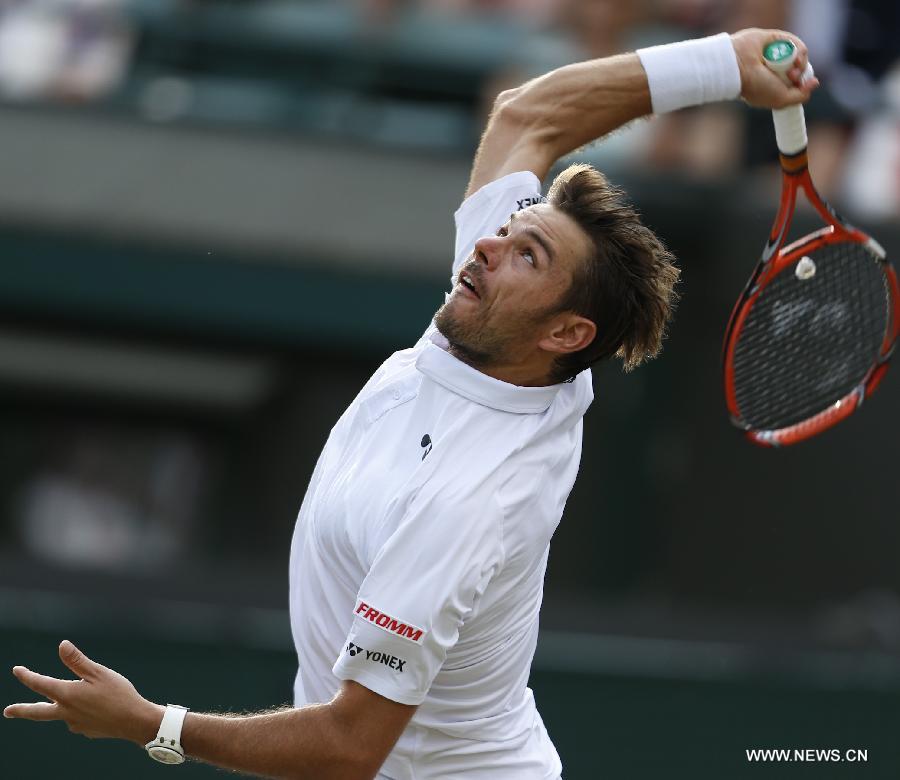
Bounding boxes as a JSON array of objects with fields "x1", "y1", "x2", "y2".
[{"x1": 1, "y1": 0, "x2": 899, "y2": 777}]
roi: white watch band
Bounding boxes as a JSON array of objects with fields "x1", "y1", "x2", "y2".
[{"x1": 145, "y1": 704, "x2": 189, "y2": 765}]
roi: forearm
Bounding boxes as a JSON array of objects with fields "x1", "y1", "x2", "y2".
[
  {"x1": 500, "y1": 53, "x2": 651, "y2": 165},
  {"x1": 469, "y1": 30, "x2": 814, "y2": 194},
  {"x1": 139, "y1": 702, "x2": 372, "y2": 780},
  {"x1": 187, "y1": 704, "x2": 367, "y2": 780},
  {"x1": 6, "y1": 643, "x2": 413, "y2": 778}
]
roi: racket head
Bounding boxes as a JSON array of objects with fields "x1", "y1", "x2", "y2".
[{"x1": 723, "y1": 159, "x2": 900, "y2": 447}]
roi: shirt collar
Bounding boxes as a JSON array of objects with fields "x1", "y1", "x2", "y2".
[{"x1": 415, "y1": 327, "x2": 562, "y2": 414}]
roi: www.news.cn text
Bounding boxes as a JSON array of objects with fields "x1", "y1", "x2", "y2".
[{"x1": 746, "y1": 748, "x2": 868, "y2": 763}]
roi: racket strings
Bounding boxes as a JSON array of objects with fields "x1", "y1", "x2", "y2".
[{"x1": 732, "y1": 241, "x2": 890, "y2": 431}]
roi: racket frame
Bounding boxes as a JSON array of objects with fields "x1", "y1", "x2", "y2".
[{"x1": 722, "y1": 147, "x2": 900, "y2": 447}]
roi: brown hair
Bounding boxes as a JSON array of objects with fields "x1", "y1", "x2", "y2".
[{"x1": 545, "y1": 163, "x2": 680, "y2": 383}]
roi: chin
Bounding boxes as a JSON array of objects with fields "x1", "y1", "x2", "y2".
[
  {"x1": 434, "y1": 299, "x2": 460, "y2": 332},
  {"x1": 437, "y1": 320, "x2": 506, "y2": 371}
]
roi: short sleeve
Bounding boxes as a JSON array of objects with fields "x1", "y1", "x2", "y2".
[
  {"x1": 333, "y1": 486, "x2": 505, "y2": 705},
  {"x1": 452, "y1": 171, "x2": 545, "y2": 280}
]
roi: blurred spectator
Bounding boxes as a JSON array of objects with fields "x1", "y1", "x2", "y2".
[
  {"x1": 839, "y1": 0, "x2": 900, "y2": 218},
  {"x1": 358, "y1": 0, "x2": 556, "y2": 26},
  {"x1": 640, "y1": 0, "x2": 900, "y2": 203},
  {"x1": 0, "y1": 0, "x2": 132, "y2": 102},
  {"x1": 15, "y1": 428, "x2": 207, "y2": 572}
]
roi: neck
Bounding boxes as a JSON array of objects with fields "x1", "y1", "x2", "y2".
[{"x1": 446, "y1": 345, "x2": 555, "y2": 387}]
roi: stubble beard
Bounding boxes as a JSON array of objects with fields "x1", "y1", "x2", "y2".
[
  {"x1": 433, "y1": 297, "x2": 511, "y2": 369},
  {"x1": 433, "y1": 294, "x2": 555, "y2": 371}
]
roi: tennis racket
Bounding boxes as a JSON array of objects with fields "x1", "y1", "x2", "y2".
[{"x1": 722, "y1": 40, "x2": 900, "y2": 447}]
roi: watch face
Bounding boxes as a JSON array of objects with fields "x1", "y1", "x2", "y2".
[{"x1": 148, "y1": 745, "x2": 185, "y2": 764}]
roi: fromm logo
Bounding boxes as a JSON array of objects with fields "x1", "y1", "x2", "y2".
[{"x1": 355, "y1": 601, "x2": 425, "y2": 644}]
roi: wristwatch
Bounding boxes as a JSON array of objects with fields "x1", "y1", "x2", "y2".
[{"x1": 145, "y1": 704, "x2": 189, "y2": 764}]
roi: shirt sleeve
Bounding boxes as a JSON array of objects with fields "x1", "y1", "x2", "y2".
[
  {"x1": 451, "y1": 171, "x2": 545, "y2": 280},
  {"x1": 333, "y1": 484, "x2": 506, "y2": 705}
]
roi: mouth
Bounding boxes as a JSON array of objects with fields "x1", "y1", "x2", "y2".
[{"x1": 457, "y1": 269, "x2": 481, "y2": 299}]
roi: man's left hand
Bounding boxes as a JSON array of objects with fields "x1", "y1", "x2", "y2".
[{"x1": 4, "y1": 640, "x2": 163, "y2": 744}]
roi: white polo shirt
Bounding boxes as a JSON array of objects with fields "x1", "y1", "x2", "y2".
[{"x1": 288, "y1": 171, "x2": 593, "y2": 780}]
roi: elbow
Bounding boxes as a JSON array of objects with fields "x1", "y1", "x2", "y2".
[
  {"x1": 313, "y1": 737, "x2": 381, "y2": 780},
  {"x1": 490, "y1": 86, "x2": 530, "y2": 128},
  {"x1": 281, "y1": 748, "x2": 377, "y2": 780},
  {"x1": 490, "y1": 86, "x2": 563, "y2": 156},
  {"x1": 493, "y1": 86, "x2": 523, "y2": 113},
  {"x1": 305, "y1": 708, "x2": 385, "y2": 780},
  {"x1": 315, "y1": 756, "x2": 378, "y2": 780},
  {"x1": 336, "y1": 743, "x2": 384, "y2": 780}
]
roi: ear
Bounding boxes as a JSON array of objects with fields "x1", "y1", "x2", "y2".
[{"x1": 537, "y1": 314, "x2": 596, "y2": 355}]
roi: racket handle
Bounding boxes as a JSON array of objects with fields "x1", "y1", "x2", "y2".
[{"x1": 763, "y1": 40, "x2": 812, "y2": 156}]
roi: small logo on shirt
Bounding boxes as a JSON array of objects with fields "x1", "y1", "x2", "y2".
[
  {"x1": 516, "y1": 195, "x2": 546, "y2": 210},
  {"x1": 344, "y1": 642, "x2": 406, "y2": 673},
  {"x1": 355, "y1": 601, "x2": 425, "y2": 644},
  {"x1": 420, "y1": 434, "x2": 432, "y2": 460}
]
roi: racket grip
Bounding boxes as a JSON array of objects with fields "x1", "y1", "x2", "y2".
[
  {"x1": 772, "y1": 104, "x2": 807, "y2": 156},
  {"x1": 763, "y1": 40, "x2": 813, "y2": 155}
]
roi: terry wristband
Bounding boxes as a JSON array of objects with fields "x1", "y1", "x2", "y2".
[{"x1": 636, "y1": 32, "x2": 741, "y2": 114}]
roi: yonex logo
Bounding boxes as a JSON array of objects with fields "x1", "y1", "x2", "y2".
[
  {"x1": 344, "y1": 641, "x2": 406, "y2": 672},
  {"x1": 516, "y1": 195, "x2": 546, "y2": 210},
  {"x1": 420, "y1": 434, "x2": 432, "y2": 460},
  {"x1": 354, "y1": 601, "x2": 425, "y2": 644}
]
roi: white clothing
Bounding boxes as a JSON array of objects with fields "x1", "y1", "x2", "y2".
[{"x1": 288, "y1": 171, "x2": 592, "y2": 779}]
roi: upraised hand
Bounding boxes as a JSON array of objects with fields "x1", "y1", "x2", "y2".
[
  {"x1": 4, "y1": 640, "x2": 163, "y2": 745},
  {"x1": 731, "y1": 28, "x2": 820, "y2": 109}
]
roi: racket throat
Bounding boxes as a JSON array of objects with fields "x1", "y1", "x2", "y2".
[{"x1": 779, "y1": 150, "x2": 809, "y2": 174}]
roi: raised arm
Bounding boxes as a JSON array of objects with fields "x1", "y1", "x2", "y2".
[
  {"x1": 465, "y1": 28, "x2": 819, "y2": 197},
  {"x1": 465, "y1": 54, "x2": 649, "y2": 197}
]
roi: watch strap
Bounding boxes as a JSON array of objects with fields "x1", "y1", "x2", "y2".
[{"x1": 146, "y1": 704, "x2": 189, "y2": 764}]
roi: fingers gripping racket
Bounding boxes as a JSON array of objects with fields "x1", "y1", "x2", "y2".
[{"x1": 722, "y1": 40, "x2": 900, "y2": 447}]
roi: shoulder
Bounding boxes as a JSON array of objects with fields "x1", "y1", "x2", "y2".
[{"x1": 455, "y1": 170, "x2": 545, "y2": 223}]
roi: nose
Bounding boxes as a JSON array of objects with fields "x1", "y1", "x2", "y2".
[{"x1": 473, "y1": 234, "x2": 504, "y2": 270}]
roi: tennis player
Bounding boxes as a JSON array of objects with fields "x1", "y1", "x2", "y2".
[{"x1": 5, "y1": 27, "x2": 816, "y2": 780}]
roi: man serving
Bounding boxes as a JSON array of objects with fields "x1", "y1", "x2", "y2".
[{"x1": 5, "y1": 27, "x2": 817, "y2": 780}]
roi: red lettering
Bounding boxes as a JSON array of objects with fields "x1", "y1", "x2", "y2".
[
  {"x1": 401, "y1": 626, "x2": 423, "y2": 642},
  {"x1": 353, "y1": 601, "x2": 425, "y2": 644}
]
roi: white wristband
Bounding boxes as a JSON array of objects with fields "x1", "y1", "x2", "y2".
[{"x1": 636, "y1": 33, "x2": 741, "y2": 114}]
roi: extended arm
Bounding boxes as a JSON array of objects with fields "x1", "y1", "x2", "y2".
[
  {"x1": 172, "y1": 680, "x2": 413, "y2": 779},
  {"x1": 466, "y1": 28, "x2": 819, "y2": 197},
  {"x1": 5, "y1": 640, "x2": 415, "y2": 780}
]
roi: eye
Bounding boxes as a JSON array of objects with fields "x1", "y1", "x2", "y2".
[{"x1": 496, "y1": 225, "x2": 535, "y2": 266}]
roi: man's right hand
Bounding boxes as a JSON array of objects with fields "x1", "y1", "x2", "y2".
[{"x1": 731, "y1": 28, "x2": 820, "y2": 109}]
